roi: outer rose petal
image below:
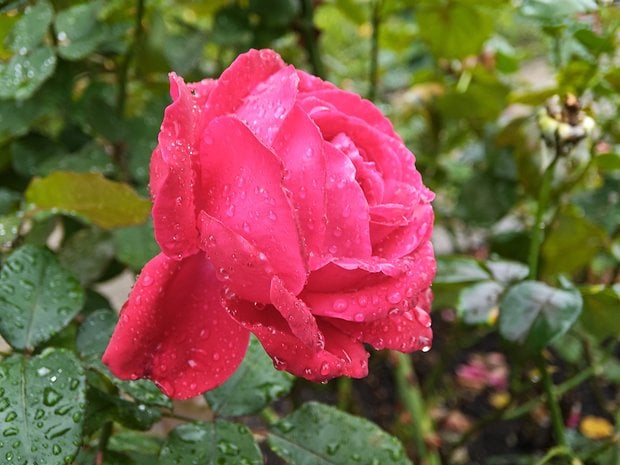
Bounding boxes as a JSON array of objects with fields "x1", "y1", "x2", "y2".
[
  {"x1": 204, "y1": 49, "x2": 285, "y2": 122},
  {"x1": 102, "y1": 253, "x2": 250, "y2": 399},
  {"x1": 372, "y1": 203, "x2": 434, "y2": 259},
  {"x1": 328, "y1": 305, "x2": 433, "y2": 352},
  {"x1": 151, "y1": 74, "x2": 206, "y2": 260},
  {"x1": 301, "y1": 242, "x2": 436, "y2": 322},
  {"x1": 225, "y1": 298, "x2": 368, "y2": 381},
  {"x1": 198, "y1": 115, "x2": 307, "y2": 296}
]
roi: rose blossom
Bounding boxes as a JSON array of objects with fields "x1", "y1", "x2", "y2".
[{"x1": 103, "y1": 49, "x2": 435, "y2": 399}]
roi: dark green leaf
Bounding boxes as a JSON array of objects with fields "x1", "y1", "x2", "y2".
[
  {"x1": 0, "y1": 212, "x2": 21, "y2": 250},
  {"x1": 84, "y1": 388, "x2": 161, "y2": 433},
  {"x1": 109, "y1": 431, "x2": 162, "y2": 457},
  {"x1": 579, "y1": 284, "x2": 620, "y2": 339},
  {"x1": 59, "y1": 228, "x2": 116, "y2": 285},
  {"x1": 0, "y1": 348, "x2": 86, "y2": 465},
  {"x1": 595, "y1": 153, "x2": 620, "y2": 172},
  {"x1": 25, "y1": 171, "x2": 151, "y2": 229},
  {"x1": 0, "y1": 189, "x2": 21, "y2": 215},
  {"x1": 113, "y1": 219, "x2": 159, "y2": 271},
  {"x1": 268, "y1": 402, "x2": 411, "y2": 465},
  {"x1": 0, "y1": 46, "x2": 57, "y2": 99},
  {"x1": 0, "y1": 245, "x2": 84, "y2": 350},
  {"x1": 499, "y1": 281, "x2": 582, "y2": 351},
  {"x1": 434, "y1": 256, "x2": 490, "y2": 284},
  {"x1": 206, "y1": 336, "x2": 294, "y2": 417},
  {"x1": 55, "y1": 0, "x2": 107, "y2": 60},
  {"x1": 158, "y1": 420, "x2": 263, "y2": 465},
  {"x1": 76, "y1": 308, "x2": 117, "y2": 363},
  {"x1": 8, "y1": 0, "x2": 54, "y2": 54},
  {"x1": 457, "y1": 281, "x2": 503, "y2": 325}
]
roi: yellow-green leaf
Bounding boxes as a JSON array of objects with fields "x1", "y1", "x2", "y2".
[{"x1": 25, "y1": 171, "x2": 151, "y2": 229}]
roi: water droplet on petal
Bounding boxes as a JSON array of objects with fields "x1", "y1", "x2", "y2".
[
  {"x1": 142, "y1": 275, "x2": 154, "y2": 287},
  {"x1": 332, "y1": 299, "x2": 348, "y2": 312},
  {"x1": 387, "y1": 291, "x2": 402, "y2": 304},
  {"x1": 320, "y1": 362, "x2": 330, "y2": 376}
]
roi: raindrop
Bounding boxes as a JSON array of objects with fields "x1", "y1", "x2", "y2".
[
  {"x1": 326, "y1": 443, "x2": 340, "y2": 455},
  {"x1": 357, "y1": 295, "x2": 368, "y2": 306},
  {"x1": 69, "y1": 379, "x2": 80, "y2": 391},
  {"x1": 3, "y1": 427, "x2": 17, "y2": 437},
  {"x1": 332, "y1": 299, "x2": 348, "y2": 312},
  {"x1": 43, "y1": 387, "x2": 62, "y2": 407},
  {"x1": 4, "y1": 411, "x2": 16, "y2": 422},
  {"x1": 387, "y1": 290, "x2": 402, "y2": 304},
  {"x1": 320, "y1": 362, "x2": 330, "y2": 376},
  {"x1": 187, "y1": 359, "x2": 198, "y2": 368},
  {"x1": 413, "y1": 306, "x2": 432, "y2": 328},
  {"x1": 34, "y1": 409, "x2": 44, "y2": 420},
  {"x1": 37, "y1": 367, "x2": 50, "y2": 377},
  {"x1": 328, "y1": 245, "x2": 338, "y2": 254},
  {"x1": 273, "y1": 357, "x2": 287, "y2": 370},
  {"x1": 242, "y1": 222, "x2": 251, "y2": 233},
  {"x1": 225, "y1": 204, "x2": 235, "y2": 218},
  {"x1": 142, "y1": 275, "x2": 154, "y2": 287},
  {"x1": 354, "y1": 313, "x2": 364, "y2": 322},
  {"x1": 52, "y1": 444, "x2": 61, "y2": 455},
  {"x1": 268, "y1": 210, "x2": 277, "y2": 221}
]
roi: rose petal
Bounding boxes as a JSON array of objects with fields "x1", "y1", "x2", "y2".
[
  {"x1": 300, "y1": 85, "x2": 398, "y2": 138},
  {"x1": 372, "y1": 203, "x2": 434, "y2": 259},
  {"x1": 204, "y1": 49, "x2": 285, "y2": 121},
  {"x1": 102, "y1": 253, "x2": 250, "y2": 399},
  {"x1": 322, "y1": 141, "x2": 372, "y2": 259},
  {"x1": 151, "y1": 73, "x2": 208, "y2": 260},
  {"x1": 236, "y1": 65, "x2": 299, "y2": 146},
  {"x1": 328, "y1": 305, "x2": 433, "y2": 352},
  {"x1": 273, "y1": 104, "x2": 328, "y2": 270},
  {"x1": 301, "y1": 242, "x2": 436, "y2": 322},
  {"x1": 270, "y1": 275, "x2": 324, "y2": 351},
  {"x1": 199, "y1": 211, "x2": 275, "y2": 302},
  {"x1": 225, "y1": 298, "x2": 368, "y2": 381},
  {"x1": 296, "y1": 69, "x2": 335, "y2": 92},
  {"x1": 198, "y1": 115, "x2": 307, "y2": 295}
]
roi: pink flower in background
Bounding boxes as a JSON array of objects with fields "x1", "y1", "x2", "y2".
[
  {"x1": 102, "y1": 49, "x2": 435, "y2": 399},
  {"x1": 456, "y1": 353, "x2": 509, "y2": 392}
]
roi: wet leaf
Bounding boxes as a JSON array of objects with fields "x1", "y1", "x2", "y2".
[
  {"x1": 0, "y1": 46, "x2": 57, "y2": 100},
  {"x1": 0, "y1": 212, "x2": 21, "y2": 249},
  {"x1": 268, "y1": 402, "x2": 412, "y2": 465},
  {"x1": 499, "y1": 281, "x2": 582, "y2": 352},
  {"x1": 520, "y1": 0, "x2": 598, "y2": 25},
  {"x1": 55, "y1": 0, "x2": 107, "y2": 61},
  {"x1": 458, "y1": 281, "x2": 504, "y2": 325},
  {"x1": 485, "y1": 260, "x2": 529, "y2": 285},
  {"x1": 0, "y1": 245, "x2": 84, "y2": 350},
  {"x1": 8, "y1": 0, "x2": 54, "y2": 54},
  {"x1": 206, "y1": 336, "x2": 294, "y2": 417},
  {"x1": 158, "y1": 420, "x2": 262, "y2": 465},
  {"x1": 434, "y1": 256, "x2": 490, "y2": 284},
  {"x1": 0, "y1": 348, "x2": 86, "y2": 465},
  {"x1": 25, "y1": 171, "x2": 151, "y2": 229}
]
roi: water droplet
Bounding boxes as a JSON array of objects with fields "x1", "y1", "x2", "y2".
[
  {"x1": 242, "y1": 222, "x2": 251, "y2": 233},
  {"x1": 320, "y1": 362, "x2": 330, "y2": 376},
  {"x1": 328, "y1": 245, "x2": 338, "y2": 254},
  {"x1": 4, "y1": 411, "x2": 16, "y2": 422},
  {"x1": 268, "y1": 210, "x2": 277, "y2": 221},
  {"x1": 332, "y1": 299, "x2": 348, "y2": 312},
  {"x1": 5, "y1": 451, "x2": 14, "y2": 461},
  {"x1": 413, "y1": 306, "x2": 432, "y2": 328},
  {"x1": 212, "y1": 353, "x2": 220, "y2": 361},
  {"x1": 34, "y1": 409, "x2": 44, "y2": 420},
  {"x1": 326, "y1": 443, "x2": 340, "y2": 455},
  {"x1": 37, "y1": 367, "x2": 50, "y2": 377},
  {"x1": 354, "y1": 313, "x2": 364, "y2": 322},
  {"x1": 52, "y1": 444, "x2": 61, "y2": 455},
  {"x1": 142, "y1": 275, "x2": 154, "y2": 287},
  {"x1": 69, "y1": 379, "x2": 80, "y2": 391},
  {"x1": 187, "y1": 359, "x2": 198, "y2": 368},
  {"x1": 357, "y1": 295, "x2": 368, "y2": 306},
  {"x1": 43, "y1": 387, "x2": 62, "y2": 407},
  {"x1": 3, "y1": 427, "x2": 17, "y2": 437},
  {"x1": 225, "y1": 204, "x2": 235, "y2": 217},
  {"x1": 387, "y1": 290, "x2": 402, "y2": 304},
  {"x1": 273, "y1": 357, "x2": 287, "y2": 370}
]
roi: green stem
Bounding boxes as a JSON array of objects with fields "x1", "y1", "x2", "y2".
[
  {"x1": 392, "y1": 352, "x2": 441, "y2": 465},
  {"x1": 527, "y1": 149, "x2": 561, "y2": 280},
  {"x1": 95, "y1": 421, "x2": 113, "y2": 465},
  {"x1": 300, "y1": 0, "x2": 326, "y2": 79},
  {"x1": 116, "y1": 0, "x2": 146, "y2": 116},
  {"x1": 260, "y1": 406, "x2": 280, "y2": 426},
  {"x1": 537, "y1": 355, "x2": 566, "y2": 447},
  {"x1": 368, "y1": 0, "x2": 382, "y2": 101},
  {"x1": 336, "y1": 377, "x2": 352, "y2": 411},
  {"x1": 532, "y1": 446, "x2": 573, "y2": 465}
]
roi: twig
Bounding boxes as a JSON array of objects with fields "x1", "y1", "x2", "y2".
[
  {"x1": 300, "y1": 0, "x2": 326, "y2": 79},
  {"x1": 368, "y1": 0, "x2": 382, "y2": 101}
]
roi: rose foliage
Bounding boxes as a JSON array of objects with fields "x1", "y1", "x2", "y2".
[{"x1": 102, "y1": 49, "x2": 435, "y2": 399}]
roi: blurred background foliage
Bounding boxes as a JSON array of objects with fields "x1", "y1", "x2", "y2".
[{"x1": 0, "y1": 0, "x2": 619, "y2": 464}]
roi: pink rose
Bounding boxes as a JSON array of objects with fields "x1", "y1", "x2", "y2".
[{"x1": 103, "y1": 49, "x2": 435, "y2": 399}]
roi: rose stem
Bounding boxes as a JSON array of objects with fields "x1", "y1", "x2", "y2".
[
  {"x1": 392, "y1": 352, "x2": 442, "y2": 465},
  {"x1": 368, "y1": 0, "x2": 383, "y2": 101},
  {"x1": 300, "y1": 0, "x2": 326, "y2": 79}
]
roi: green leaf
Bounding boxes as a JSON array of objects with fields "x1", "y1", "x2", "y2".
[
  {"x1": 417, "y1": 1, "x2": 499, "y2": 59},
  {"x1": 158, "y1": 420, "x2": 263, "y2": 465},
  {"x1": 541, "y1": 206, "x2": 607, "y2": 277},
  {"x1": 0, "y1": 212, "x2": 21, "y2": 250},
  {"x1": 0, "y1": 46, "x2": 57, "y2": 100},
  {"x1": 55, "y1": 0, "x2": 107, "y2": 61},
  {"x1": 84, "y1": 388, "x2": 161, "y2": 433},
  {"x1": 8, "y1": 0, "x2": 54, "y2": 54},
  {"x1": 579, "y1": 285, "x2": 620, "y2": 339},
  {"x1": 520, "y1": 0, "x2": 598, "y2": 25},
  {"x1": 0, "y1": 245, "x2": 84, "y2": 350},
  {"x1": 268, "y1": 402, "x2": 412, "y2": 465},
  {"x1": 499, "y1": 281, "x2": 582, "y2": 352},
  {"x1": 434, "y1": 256, "x2": 490, "y2": 284},
  {"x1": 595, "y1": 153, "x2": 620, "y2": 172},
  {"x1": 0, "y1": 348, "x2": 86, "y2": 465},
  {"x1": 206, "y1": 336, "x2": 294, "y2": 417},
  {"x1": 457, "y1": 281, "x2": 503, "y2": 325},
  {"x1": 113, "y1": 219, "x2": 159, "y2": 271},
  {"x1": 485, "y1": 260, "x2": 529, "y2": 285},
  {"x1": 25, "y1": 171, "x2": 151, "y2": 229},
  {"x1": 59, "y1": 228, "x2": 116, "y2": 285}
]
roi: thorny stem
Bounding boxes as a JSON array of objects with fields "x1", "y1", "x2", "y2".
[
  {"x1": 368, "y1": 0, "x2": 382, "y2": 101},
  {"x1": 392, "y1": 352, "x2": 441, "y2": 465},
  {"x1": 300, "y1": 0, "x2": 326, "y2": 79}
]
